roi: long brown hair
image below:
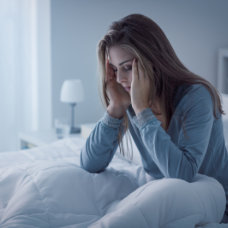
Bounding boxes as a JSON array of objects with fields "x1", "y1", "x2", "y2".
[{"x1": 97, "y1": 14, "x2": 223, "y2": 153}]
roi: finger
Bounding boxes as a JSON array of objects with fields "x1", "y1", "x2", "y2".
[
  {"x1": 132, "y1": 59, "x2": 135, "y2": 80},
  {"x1": 136, "y1": 59, "x2": 140, "y2": 80},
  {"x1": 137, "y1": 61, "x2": 145, "y2": 80},
  {"x1": 106, "y1": 59, "x2": 114, "y2": 81},
  {"x1": 132, "y1": 58, "x2": 139, "y2": 81}
]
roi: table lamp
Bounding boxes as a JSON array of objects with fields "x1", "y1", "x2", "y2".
[{"x1": 60, "y1": 79, "x2": 84, "y2": 134}]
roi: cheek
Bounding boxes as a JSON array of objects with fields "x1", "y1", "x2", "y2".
[{"x1": 128, "y1": 72, "x2": 132, "y2": 84}]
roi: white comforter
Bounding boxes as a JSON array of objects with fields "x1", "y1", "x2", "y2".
[{"x1": 0, "y1": 138, "x2": 226, "y2": 228}]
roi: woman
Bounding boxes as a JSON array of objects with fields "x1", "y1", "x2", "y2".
[{"x1": 80, "y1": 14, "x2": 228, "y2": 222}]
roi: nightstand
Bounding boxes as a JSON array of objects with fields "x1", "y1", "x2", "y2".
[{"x1": 18, "y1": 129, "x2": 82, "y2": 149}]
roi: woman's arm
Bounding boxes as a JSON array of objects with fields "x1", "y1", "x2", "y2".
[
  {"x1": 81, "y1": 59, "x2": 131, "y2": 173},
  {"x1": 133, "y1": 85, "x2": 214, "y2": 182},
  {"x1": 80, "y1": 112, "x2": 123, "y2": 173}
]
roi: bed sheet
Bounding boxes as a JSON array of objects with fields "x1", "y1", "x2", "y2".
[{"x1": 0, "y1": 137, "x2": 227, "y2": 228}]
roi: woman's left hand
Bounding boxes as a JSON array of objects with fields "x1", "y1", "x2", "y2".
[{"x1": 131, "y1": 59, "x2": 151, "y2": 115}]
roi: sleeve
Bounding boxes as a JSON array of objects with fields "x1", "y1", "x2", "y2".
[
  {"x1": 133, "y1": 86, "x2": 214, "y2": 182},
  {"x1": 80, "y1": 111, "x2": 123, "y2": 173}
]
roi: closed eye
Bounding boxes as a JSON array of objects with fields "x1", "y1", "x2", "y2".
[{"x1": 122, "y1": 65, "x2": 132, "y2": 72}]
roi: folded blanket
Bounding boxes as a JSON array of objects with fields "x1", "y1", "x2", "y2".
[{"x1": 0, "y1": 138, "x2": 226, "y2": 227}]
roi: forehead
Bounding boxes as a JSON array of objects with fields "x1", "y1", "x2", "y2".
[{"x1": 108, "y1": 46, "x2": 133, "y2": 65}]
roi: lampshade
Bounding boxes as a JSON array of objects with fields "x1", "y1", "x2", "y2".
[{"x1": 60, "y1": 79, "x2": 84, "y2": 103}]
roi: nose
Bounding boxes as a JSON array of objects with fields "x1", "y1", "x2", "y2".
[{"x1": 116, "y1": 71, "x2": 127, "y2": 84}]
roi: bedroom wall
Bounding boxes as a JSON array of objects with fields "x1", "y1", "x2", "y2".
[
  {"x1": 51, "y1": 0, "x2": 228, "y2": 126},
  {"x1": 36, "y1": 0, "x2": 52, "y2": 130}
]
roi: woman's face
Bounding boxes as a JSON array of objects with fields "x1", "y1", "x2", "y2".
[{"x1": 108, "y1": 46, "x2": 134, "y2": 93}]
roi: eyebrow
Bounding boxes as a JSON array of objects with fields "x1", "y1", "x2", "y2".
[
  {"x1": 109, "y1": 58, "x2": 133, "y2": 69},
  {"x1": 119, "y1": 58, "x2": 133, "y2": 66}
]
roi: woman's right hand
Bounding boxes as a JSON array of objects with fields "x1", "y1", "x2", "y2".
[{"x1": 105, "y1": 60, "x2": 131, "y2": 119}]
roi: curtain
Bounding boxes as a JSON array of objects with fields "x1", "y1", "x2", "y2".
[{"x1": 0, "y1": 0, "x2": 38, "y2": 151}]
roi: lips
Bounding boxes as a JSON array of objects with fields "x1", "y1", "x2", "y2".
[{"x1": 124, "y1": 87, "x2": 131, "y2": 92}]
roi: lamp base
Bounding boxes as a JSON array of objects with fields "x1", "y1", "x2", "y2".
[{"x1": 69, "y1": 126, "x2": 81, "y2": 134}]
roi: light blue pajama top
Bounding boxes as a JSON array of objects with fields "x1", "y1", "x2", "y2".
[{"x1": 80, "y1": 84, "x2": 228, "y2": 212}]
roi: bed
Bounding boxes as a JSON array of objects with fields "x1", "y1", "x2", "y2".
[{"x1": 0, "y1": 135, "x2": 227, "y2": 228}]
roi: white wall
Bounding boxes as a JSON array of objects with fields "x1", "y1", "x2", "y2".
[{"x1": 51, "y1": 0, "x2": 228, "y2": 125}]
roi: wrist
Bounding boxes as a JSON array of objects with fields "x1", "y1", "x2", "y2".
[
  {"x1": 134, "y1": 106, "x2": 149, "y2": 116},
  {"x1": 107, "y1": 105, "x2": 125, "y2": 119}
]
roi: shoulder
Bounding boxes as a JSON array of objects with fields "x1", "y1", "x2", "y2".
[
  {"x1": 187, "y1": 84, "x2": 212, "y2": 101},
  {"x1": 175, "y1": 84, "x2": 213, "y2": 114},
  {"x1": 179, "y1": 83, "x2": 211, "y2": 98}
]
